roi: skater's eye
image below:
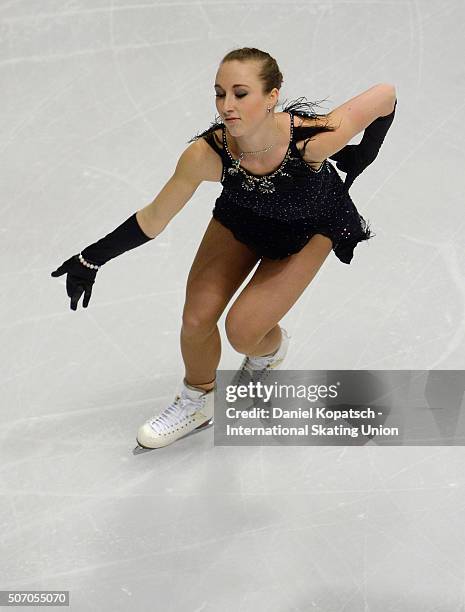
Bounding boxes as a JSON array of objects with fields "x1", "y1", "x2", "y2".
[{"x1": 215, "y1": 93, "x2": 247, "y2": 98}]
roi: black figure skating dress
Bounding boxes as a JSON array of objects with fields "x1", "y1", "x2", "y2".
[{"x1": 188, "y1": 98, "x2": 374, "y2": 264}]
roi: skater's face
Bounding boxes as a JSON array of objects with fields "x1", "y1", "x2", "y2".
[{"x1": 214, "y1": 60, "x2": 278, "y2": 128}]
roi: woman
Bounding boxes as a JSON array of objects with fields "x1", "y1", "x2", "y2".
[{"x1": 51, "y1": 47, "x2": 397, "y2": 449}]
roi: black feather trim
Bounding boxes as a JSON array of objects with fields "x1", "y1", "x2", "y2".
[
  {"x1": 186, "y1": 96, "x2": 336, "y2": 147},
  {"x1": 282, "y1": 96, "x2": 337, "y2": 157},
  {"x1": 187, "y1": 114, "x2": 224, "y2": 144}
]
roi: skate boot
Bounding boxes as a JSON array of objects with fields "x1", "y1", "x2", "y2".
[
  {"x1": 136, "y1": 378, "x2": 215, "y2": 449},
  {"x1": 233, "y1": 326, "x2": 291, "y2": 387}
]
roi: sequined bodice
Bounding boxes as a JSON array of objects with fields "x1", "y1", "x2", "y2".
[
  {"x1": 200, "y1": 111, "x2": 346, "y2": 224},
  {"x1": 217, "y1": 111, "x2": 328, "y2": 195},
  {"x1": 189, "y1": 99, "x2": 375, "y2": 264},
  {"x1": 222, "y1": 112, "x2": 295, "y2": 194}
]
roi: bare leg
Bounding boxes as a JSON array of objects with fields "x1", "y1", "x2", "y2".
[
  {"x1": 180, "y1": 324, "x2": 220, "y2": 392},
  {"x1": 245, "y1": 324, "x2": 282, "y2": 358},
  {"x1": 180, "y1": 216, "x2": 260, "y2": 393}
]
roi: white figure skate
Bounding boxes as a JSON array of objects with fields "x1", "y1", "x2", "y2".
[
  {"x1": 233, "y1": 326, "x2": 291, "y2": 387},
  {"x1": 136, "y1": 378, "x2": 214, "y2": 449}
]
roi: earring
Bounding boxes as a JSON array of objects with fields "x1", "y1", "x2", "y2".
[{"x1": 267, "y1": 107, "x2": 271, "y2": 113}]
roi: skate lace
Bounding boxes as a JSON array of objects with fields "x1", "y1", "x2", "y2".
[
  {"x1": 236, "y1": 331, "x2": 287, "y2": 386},
  {"x1": 149, "y1": 392, "x2": 204, "y2": 434},
  {"x1": 237, "y1": 354, "x2": 276, "y2": 386}
]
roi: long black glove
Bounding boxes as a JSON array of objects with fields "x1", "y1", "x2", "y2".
[
  {"x1": 51, "y1": 212, "x2": 153, "y2": 311},
  {"x1": 329, "y1": 98, "x2": 397, "y2": 189}
]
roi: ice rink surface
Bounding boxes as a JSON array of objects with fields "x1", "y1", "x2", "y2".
[{"x1": 1, "y1": 0, "x2": 465, "y2": 610}]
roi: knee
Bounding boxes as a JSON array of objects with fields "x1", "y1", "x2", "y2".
[
  {"x1": 182, "y1": 308, "x2": 218, "y2": 338},
  {"x1": 225, "y1": 310, "x2": 263, "y2": 354}
]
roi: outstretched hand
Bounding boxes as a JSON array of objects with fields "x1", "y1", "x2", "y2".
[{"x1": 51, "y1": 255, "x2": 98, "y2": 311}]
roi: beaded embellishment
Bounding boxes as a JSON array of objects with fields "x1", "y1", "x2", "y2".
[{"x1": 223, "y1": 113, "x2": 294, "y2": 194}]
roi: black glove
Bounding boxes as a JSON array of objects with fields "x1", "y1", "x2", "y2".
[
  {"x1": 51, "y1": 212, "x2": 153, "y2": 311},
  {"x1": 330, "y1": 98, "x2": 397, "y2": 190},
  {"x1": 51, "y1": 255, "x2": 98, "y2": 311},
  {"x1": 329, "y1": 144, "x2": 366, "y2": 190}
]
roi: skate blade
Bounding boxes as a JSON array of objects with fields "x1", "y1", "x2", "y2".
[
  {"x1": 195, "y1": 417, "x2": 214, "y2": 430},
  {"x1": 133, "y1": 418, "x2": 214, "y2": 452}
]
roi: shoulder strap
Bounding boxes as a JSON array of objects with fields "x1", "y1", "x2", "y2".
[
  {"x1": 187, "y1": 120, "x2": 225, "y2": 158},
  {"x1": 203, "y1": 130, "x2": 224, "y2": 156}
]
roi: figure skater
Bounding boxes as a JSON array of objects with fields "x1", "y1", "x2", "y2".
[{"x1": 51, "y1": 47, "x2": 397, "y2": 449}]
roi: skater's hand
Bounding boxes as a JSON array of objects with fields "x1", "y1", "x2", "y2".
[
  {"x1": 330, "y1": 100, "x2": 397, "y2": 191},
  {"x1": 51, "y1": 255, "x2": 98, "y2": 311},
  {"x1": 329, "y1": 144, "x2": 371, "y2": 190}
]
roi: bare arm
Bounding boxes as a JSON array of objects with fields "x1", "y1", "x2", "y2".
[
  {"x1": 305, "y1": 83, "x2": 397, "y2": 163},
  {"x1": 136, "y1": 140, "x2": 207, "y2": 238}
]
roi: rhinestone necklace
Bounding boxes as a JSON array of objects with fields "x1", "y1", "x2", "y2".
[{"x1": 223, "y1": 113, "x2": 293, "y2": 194}]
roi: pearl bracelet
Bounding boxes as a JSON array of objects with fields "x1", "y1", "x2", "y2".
[{"x1": 78, "y1": 253, "x2": 101, "y2": 270}]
